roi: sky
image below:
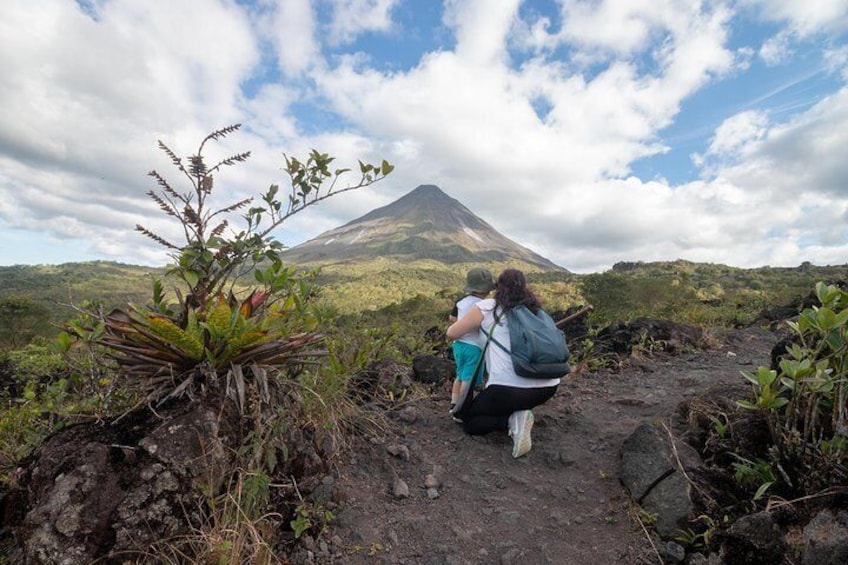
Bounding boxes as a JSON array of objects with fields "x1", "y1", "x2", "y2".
[{"x1": 1, "y1": 0, "x2": 847, "y2": 274}]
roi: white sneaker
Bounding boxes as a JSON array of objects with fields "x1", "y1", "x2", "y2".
[
  {"x1": 449, "y1": 403, "x2": 463, "y2": 423},
  {"x1": 508, "y1": 410, "x2": 534, "y2": 458}
]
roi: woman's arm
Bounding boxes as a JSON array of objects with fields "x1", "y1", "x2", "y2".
[{"x1": 446, "y1": 304, "x2": 483, "y2": 340}]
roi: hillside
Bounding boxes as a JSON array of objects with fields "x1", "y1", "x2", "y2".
[
  {"x1": 1, "y1": 259, "x2": 847, "y2": 329},
  {"x1": 0, "y1": 262, "x2": 164, "y2": 324}
]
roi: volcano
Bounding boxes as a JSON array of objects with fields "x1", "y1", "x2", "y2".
[{"x1": 281, "y1": 184, "x2": 563, "y2": 271}]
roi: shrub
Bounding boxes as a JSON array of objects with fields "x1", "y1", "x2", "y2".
[
  {"x1": 0, "y1": 297, "x2": 51, "y2": 350},
  {"x1": 736, "y1": 282, "x2": 848, "y2": 500}
]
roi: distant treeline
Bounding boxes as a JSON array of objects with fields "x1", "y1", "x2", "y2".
[{"x1": 1, "y1": 259, "x2": 846, "y2": 350}]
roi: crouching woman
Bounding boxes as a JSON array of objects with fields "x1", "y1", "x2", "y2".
[{"x1": 446, "y1": 268, "x2": 560, "y2": 458}]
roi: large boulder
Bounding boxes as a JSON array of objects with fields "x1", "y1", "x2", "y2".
[
  {"x1": 620, "y1": 423, "x2": 703, "y2": 538},
  {"x1": 350, "y1": 359, "x2": 415, "y2": 407},
  {"x1": 803, "y1": 509, "x2": 848, "y2": 565},
  {"x1": 596, "y1": 318, "x2": 703, "y2": 357},
  {"x1": 3, "y1": 400, "x2": 234, "y2": 564},
  {"x1": 718, "y1": 511, "x2": 786, "y2": 564},
  {"x1": 411, "y1": 354, "x2": 454, "y2": 386}
]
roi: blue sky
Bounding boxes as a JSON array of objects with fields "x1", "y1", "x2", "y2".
[{"x1": 1, "y1": 0, "x2": 847, "y2": 273}]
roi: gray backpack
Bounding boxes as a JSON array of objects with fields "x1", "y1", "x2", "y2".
[{"x1": 486, "y1": 306, "x2": 570, "y2": 379}]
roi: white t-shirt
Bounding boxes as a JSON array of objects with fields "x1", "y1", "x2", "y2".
[
  {"x1": 455, "y1": 294, "x2": 484, "y2": 348},
  {"x1": 476, "y1": 298, "x2": 562, "y2": 389}
]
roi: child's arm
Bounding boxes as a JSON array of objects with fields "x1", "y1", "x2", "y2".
[
  {"x1": 447, "y1": 305, "x2": 483, "y2": 340},
  {"x1": 449, "y1": 304, "x2": 458, "y2": 322}
]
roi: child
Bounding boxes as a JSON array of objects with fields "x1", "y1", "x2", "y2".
[{"x1": 448, "y1": 267, "x2": 496, "y2": 419}]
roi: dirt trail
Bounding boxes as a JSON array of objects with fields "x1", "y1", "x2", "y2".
[{"x1": 326, "y1": 326, "x2": 778, "y2": 565}]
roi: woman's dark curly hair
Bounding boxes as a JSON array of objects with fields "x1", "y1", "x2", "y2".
[{"x1": 494, "y1": 269, "x2": 541, "y2": 312}]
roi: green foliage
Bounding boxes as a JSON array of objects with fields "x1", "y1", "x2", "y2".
[
  {"x1": 580, "y1": 260, "x2": 838, "y2": 328},
  {"x1": 735, "y1": 281, "x2": 848, "y2": 499},
  {"x1": 569, "y1": 327, "x2": 621, "y2": 373},
  {"x1": 139, "y1": 127, "x2": 391, "y2": 313},
  {"x1": 709, "y1": 413, "x2": 729, "y2": 439},
  {"x1": 0, "y1": 334, "x2": 139, "y2": 480},
  {"x1": 95, "y1": 285, "x2": 325, "y2": 403},
  {"x1": 159, "y1": 469, "x2": 283, "y2": 565},
  {"x1": 290, "y1": 502, "x2": 334, "y2": 539},
  {"x1": 675, "y1": 514, "x2": 724, "y2": 551},
  {"x1": 236, "y1": 405, "x2": 290, "y2": 478},
  {"x1": 311, "y1": 260, "x2": 477, "y2": 315},
  {"x1": 2, "y1": 257, "x2": 843, "y2": 331},
  {"x1": 293, "y1": 260, "x2": 583, "y2": 316},
  {"x1": 118, "y1": 127, "x2": 390, "y2": 558},
  {"x1": 295, "y1": 322, "x2": 415, "y2": 430},
  {"x1": 0, "y1": 127, "x2": 395, "y2": 561},
  {"x1": 0, "y1": 297, "x2": 51, "y2": 350},
  {"x1": 0, "y1": 344, "x2": 70, "y2": 476},
  {"x1": 581, "y1": 271, "x2": 699, "y2": 325},
  {"x1": 730, "y1": 454, "x2": 776, "y2": 501},
  {"x1": 738, "y1": 367, "x2": 788, "y2": 412},
  {"x1": 0, "y1": 399, "x2": 57, "y2": 478},
  {"x1": 5, "y1": 341, "x2": 66, "y2": 380},
  {"x1": 528, "y1": 274, "x2": 584, "y2": 312},
  {"x1": 0, "y1": 262, "x2": 167, "y2": 337}
]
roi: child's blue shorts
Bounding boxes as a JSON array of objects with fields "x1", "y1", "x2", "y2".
[{"x1": 452, "y1": 341, "x2": 484, "y2": 385}]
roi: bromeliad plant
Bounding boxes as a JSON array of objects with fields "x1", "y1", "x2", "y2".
[
  {"x1": 737, "y1": 281, "x2": 848, "y2": 499},
  {"x1": 99, "y1": 282, "x2": 322, "y2": 407},
  {"x1": 69, "y1": 124, "x2": 393, "y2": 405}
]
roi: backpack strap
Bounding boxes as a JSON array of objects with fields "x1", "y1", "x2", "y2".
[
  {"x1": 472, "y1": 306, "x2": 502, "y2": 378},
  {"x1": 484, "y1": 306, "x2": 509, "y2": 354}
]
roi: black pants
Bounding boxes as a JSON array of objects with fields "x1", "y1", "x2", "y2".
[{"x1": 461, "y1": 384, "x2": 557, "y2": 436}]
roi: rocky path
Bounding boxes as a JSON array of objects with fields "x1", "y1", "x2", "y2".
[{"x1": 321, "y1": 326, "x2": 778, "y2": 565}]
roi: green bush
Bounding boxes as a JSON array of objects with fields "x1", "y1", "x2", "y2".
[
  {"x1": 581, "y1": 272, "x2": 699, "y2": 325},
  {"x1": 736, "y1": 282, "x2": 848, "y2": 499},
  {"x1": 6, "y1": 340, "x2": 65, "y2": 381},
  {"x1": 0, "y1": 297, "x2": 52, "y2": 350}
]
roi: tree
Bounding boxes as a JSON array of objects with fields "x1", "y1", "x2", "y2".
[{"x1": 0, "y1": 297, "x2": 51, "y2": 350}]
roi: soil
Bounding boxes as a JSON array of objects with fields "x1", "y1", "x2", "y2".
[{"x1": 323, "y1": 325, "x2": 779, "y2": 565}]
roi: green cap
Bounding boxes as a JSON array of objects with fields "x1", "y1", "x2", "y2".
[{"x1": 464, "y1": 267, "x2": 496, "y2": 293}]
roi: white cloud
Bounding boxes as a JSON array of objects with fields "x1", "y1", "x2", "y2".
[
  {"x1": 719, "y1": 87, "x2": 848, "y2": 199},
  {"x1": 444, "y1": 0, "x2": 521, "y2": 65},
  {"x1": 558, "y1": 0, "x2": 680, "y2": 56},
  {"x1": 491, "y1": 86, "x2": 848, "y2": 272},
  {"x1": 264, "y1": 0, "x2": 320, "y2": 76},
  {"x1": 760, "y1": 31, "x2": 794, "y2": 66},
  {"x1": 0, "y1": 0, "x2": 260, "y2": 260},
  {"x1": 693, "y1": 110, "x2": 769, "y2": 170},
  {"x1": 315, "y1": 0, "x2": 735, "y2": 218},
  {"x1": 326, "y1": 0, "x2": 400, "y2": 45},
  {"x1": 741, "y1": 0, "x2": 848, "y2": 36},
  {"x1": 825, "y1": 45, "x2": 848, "y2": 80}
]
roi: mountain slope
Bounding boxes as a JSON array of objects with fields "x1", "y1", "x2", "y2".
[{"x1": 281, "y1": 184, "x2": 563, "y2": 271}]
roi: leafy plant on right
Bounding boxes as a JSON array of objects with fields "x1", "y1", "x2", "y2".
[{"x1": 737, "y1": 281, "x2": 848, "y2": 500}]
